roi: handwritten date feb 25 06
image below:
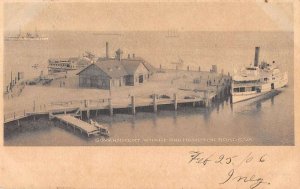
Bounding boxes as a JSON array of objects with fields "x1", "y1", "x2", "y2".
[{"x1": 188, "y1": 151, "x2": 270, "y2": 189}]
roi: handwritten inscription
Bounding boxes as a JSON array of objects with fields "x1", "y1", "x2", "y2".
[{"x1": 188, "y1": 151, "x2": 270, "y2": 189}]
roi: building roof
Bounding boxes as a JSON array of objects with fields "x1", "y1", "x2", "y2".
[
  {"x1": 48, "y1": 58, "x2": 71, "y2": 62},
  {"x1": 142, "y1": 61, "x2": 157, "y2": 74},
  {"x1": 77, "y1": 57, "x2": 154, "y2": 78},
  {"x1": 121, "y1": 60, "x2": 144, "y2": 74},
  {"x1": 94, "y1": 60, "x2": 128, "y2": 78}
]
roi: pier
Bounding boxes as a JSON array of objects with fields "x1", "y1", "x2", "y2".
[
  {"x1": 4, "y1": 89, "x2": 230, "y2": 123},
  {"x1": 54, "y1": 114, "x2": 100, "y2": 137},
  {"x1": 3, "y1": 69, "x2": 232, "y2": 138}
]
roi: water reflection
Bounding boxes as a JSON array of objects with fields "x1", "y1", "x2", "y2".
[
  {"x1": 203, "y1": 108, "x2": 212, "y2": 123},
  {"x1": 4, "y1": 87, "x2": 294, "y2": 146},
  {"x1": 172, "y1": 111, "x2": 177, "y2": 125},
  {"x1": 130, "y1": 116, "x2": 136, "y2": 129},
  {"x1": 256, "y1": 101, "x2": 262, "y2": 111},
  {"x1": 152, "y1": 113, "x2": 157, "y2": 127}
]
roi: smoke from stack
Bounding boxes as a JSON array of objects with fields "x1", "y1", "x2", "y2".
[
  {"x1": 254, "y1": 47, "x2": 260, "y2": 67},
  {"x1": 115, "y1": 48, "x2": 123, "y2": 61}
]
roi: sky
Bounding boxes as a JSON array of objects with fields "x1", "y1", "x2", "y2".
[{"x1": 4, "y1": 2, "x2": 294, "y2": 32}]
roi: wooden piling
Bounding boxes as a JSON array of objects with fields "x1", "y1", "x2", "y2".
[
  {"x1": 174, "y1": 93, "x2": 178, "y2": 111},
  {"x1": 153, "y1": 94, "x2": 157, "y2": 113},
  {"x1": 204, "y1": 91, "x2": 211, "y2": 108},
  {"x1": 87, "y1": 110, "x2": 90, "y2": 119},
  {"x1": 131, "y1": 96, "x2": 136, "y2": 115},
  {"x1": 109, "y1": 98, "x2": 113, "y2": 116}
]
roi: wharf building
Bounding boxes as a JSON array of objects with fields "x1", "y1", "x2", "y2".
[{"x1": 77, "y1": 42, "x2": 156, "y2": 89}]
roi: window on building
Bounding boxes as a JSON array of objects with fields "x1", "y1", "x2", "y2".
[{"x1": 233, "y1": 88, "x2": 240, "y2": 92}]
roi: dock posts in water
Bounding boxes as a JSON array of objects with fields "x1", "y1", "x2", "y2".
[
  {"x1": 204, "y1": 91, "x2": 211, "y2": 108},
  {"x1": 109, "y1": 98, "x2": 113, "y2": 116},
  {"x1": 83, "y1": 99, "x2": 91, "y2": 119},
  {"x1": 174, "y1": 93, "x2": 178, "y2": 111},
  {"x1": 153, "y1": 94, "x2": 157, "y2": 113},
  {"x1": 131, "y1": 96, "x2": 136, "y2": 115},
  {"x1": 33, "y1": 100, "x2": 36, "y2": 112},
  {"x1": 87, "y1": 110, "x2": 90, "y2": 119},
  {"x1": 84, "y1": 99, "x2": 89, "y2": 108}
]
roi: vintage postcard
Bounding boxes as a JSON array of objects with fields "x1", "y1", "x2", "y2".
[{"x1": 0, "y1": 0, "x2": 299, "y2": 188}]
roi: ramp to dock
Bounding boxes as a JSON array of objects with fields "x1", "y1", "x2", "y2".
[{"x1": 55, "y1": 114, "x2": 99, "y2": 137}]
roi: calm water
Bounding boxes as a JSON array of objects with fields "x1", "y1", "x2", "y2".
[{"x1": 4, "y1": 31, "x2": 294, "y2": 146}]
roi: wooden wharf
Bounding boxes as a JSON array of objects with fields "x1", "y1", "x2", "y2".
[
  {"x1": 4, "y1": 81, "x2": 231, "y2": 137},
  {"x1": 54, "y1": 114, "x2": 100, "y2": 137}
]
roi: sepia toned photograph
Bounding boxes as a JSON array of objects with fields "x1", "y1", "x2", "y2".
[{"x1": 3, "y1": 2, "x2": 294, "y2": 146}]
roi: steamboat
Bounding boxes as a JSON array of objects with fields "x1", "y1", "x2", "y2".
[{"x1": 231, "y1": 47, "x2": 288, "y2": 103}]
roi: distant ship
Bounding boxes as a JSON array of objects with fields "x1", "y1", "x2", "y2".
[
  {"x1": 166, "y1": 30, "x2": 179, "y2": 38},
  {"x1": 5, "y1": 28, "x2": 48, "y2": 41},
  {"x1": 231, "y1": 47, "x2": 288, "y2": 103},
  {"x1": 93, "y1": 32, "x2": 122, "y2": 36}
]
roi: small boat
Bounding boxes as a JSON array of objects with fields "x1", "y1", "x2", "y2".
[
  {"x1": 231, "y1": 47, "x2": 288, "y2": 103},
  {"x1": 166, "y1": 30, "x2": 179, "y2": 38},
  {"x1": 90, "y1": 119, "x2": 110, "y2": 137}
]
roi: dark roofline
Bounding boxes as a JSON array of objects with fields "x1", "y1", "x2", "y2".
[
  {"x1": 78, "y1": 58, "x2": 155, "y2": 77},
  {"x1": 76, "y1": 63, "x2": 94, "y2": 75},
  {"x1": 76, "y1": 63, "x2": 112, "y2": 79}
]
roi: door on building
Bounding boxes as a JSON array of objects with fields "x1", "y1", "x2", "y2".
[
  {"x1": 139, "y1": 75, "x2": 143, "y2": 83},
  {"x1": 271, "y1": 83, "x2": 274, "y2": 90}
]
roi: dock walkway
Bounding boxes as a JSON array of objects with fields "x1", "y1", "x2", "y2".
[
  {"x1": 55, "y1": 114, "x2": 99, "y2": 137},
  {"x1": 4, "y1": 86, "x2": 231, "y2": 124}
]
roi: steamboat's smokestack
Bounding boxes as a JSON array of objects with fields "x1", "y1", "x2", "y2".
[
  {"x1": 254, "y1": 47, "x2": 260, "y2": 67},
  {"x1": 106, "y1": 42, "x2": 109, "y2": 59}
]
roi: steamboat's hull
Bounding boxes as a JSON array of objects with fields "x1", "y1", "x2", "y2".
[{"x1": 232, "y1": 73, "x2": 288, "y2": 103}]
